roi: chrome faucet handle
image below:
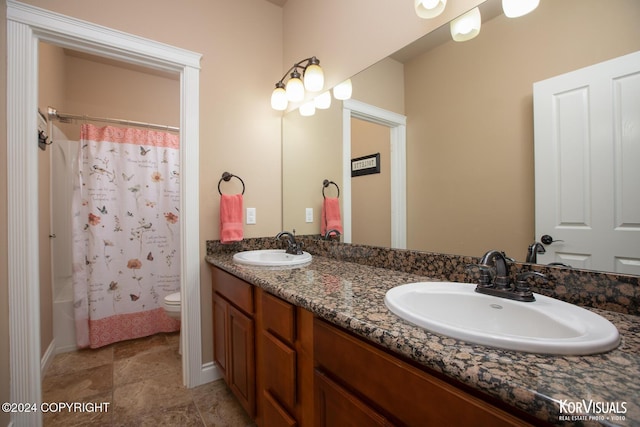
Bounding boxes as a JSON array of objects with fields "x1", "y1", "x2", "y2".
[
  {"x1": 465, "y1": 264, "x2": 493, "y2": 288},
  {"x1": 276, "y1": 230, "x2": 305, "y2": 255}
]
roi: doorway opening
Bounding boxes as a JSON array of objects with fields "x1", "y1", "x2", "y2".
[
  {"x1": 341, "y1": 99, "x2": 407, "y2": 248},
  {"x1": 7, "y1": 2, "x2": 205, "y2": 424}
]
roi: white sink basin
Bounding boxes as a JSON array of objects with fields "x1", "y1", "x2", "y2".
[
  {"x1": 233, "y1": 249, "x2": 312, "y2": 267},
  {"x1": 384, "y1": 282, "x2": 620, "y2": 355}
]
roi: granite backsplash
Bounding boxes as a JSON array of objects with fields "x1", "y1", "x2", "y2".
[{"x1": 206, "y1": 236, "x2": 640, "y2": 317}]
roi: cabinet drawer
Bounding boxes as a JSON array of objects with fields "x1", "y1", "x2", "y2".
[
  {"x1": 263, "y1": 390, "x2": 297, "y2": 427},
  {"x1": 261, "y1": 291, "x2": 296, "y2": 345},
  {"x1": 314, "y1": 369, "x2": 389, "y2": 427},
  {"x1": 211, "y1": 266, "x2": 253, "y2": 314},
  {"x1": 314, "y1": 319, "x2": 530, "y2": 427},
  {"x1": 263, "y1": 330, "x2": 297, "y2": 413}
]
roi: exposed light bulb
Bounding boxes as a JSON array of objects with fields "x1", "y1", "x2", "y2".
[
  {"x1": 271, "y1": 84, "x2": 288, "y2": 111},
  {"x1": 314, "y1": 91, "x2": 332, "y2": 109},
  {"x1": 450, "y1": 7, "x2": 481, "y2": 42},
  {"x1": 502, "y1": 0, "x2": 539, "y2": 18},
  {"x1": 286, "y1": 73, "x2": 305, "y2": 102},
  {"x1": 299, "y1": 101, "x2": 316, "y2": 116},
  {"x1": 415, "y1": 0, "x2": 446, "y2": 19},
  {"x1": 304, "y1": 60, "x2": 324, "y2": 92},
  {"x1": 333, "y1": 79, "x2": 352, "y2": 100}
]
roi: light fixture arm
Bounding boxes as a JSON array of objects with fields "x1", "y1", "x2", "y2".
[
  {"x1": 274, "y1": 56, "x2": 320, "y2": 86},
  {"x1": 270, "y1": 55, "x2": 326, "y2": 112}
]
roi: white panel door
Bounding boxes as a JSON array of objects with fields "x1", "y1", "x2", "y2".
[{"x1": 534, "y1": 51, "x2": 640, "y2": 273}]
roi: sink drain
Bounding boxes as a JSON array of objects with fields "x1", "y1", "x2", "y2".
[{"x1": 490, "y1": 303, "x2": 503, "y2": 310}]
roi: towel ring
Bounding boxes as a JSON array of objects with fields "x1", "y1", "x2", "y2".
[
  {"x1": 322, "y1": 179, "x2": 340, "y2": 199},
  {"x1": 218, "y1": 172, "x2": 245, "y2": 195}
]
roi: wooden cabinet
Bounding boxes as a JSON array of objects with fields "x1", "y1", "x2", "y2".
[
  {"x1": 314, "y1": 318, "x2": 534, "y2": 427},
  {"x1": 256, "y1": 288, "x2": 314, "y2": 427},
  {"x1": 211, "y1": 266, "x2": 256, "y2": 417},
  {"x1": 314, "y1": 370, "x2": 389, "y2": 427}
]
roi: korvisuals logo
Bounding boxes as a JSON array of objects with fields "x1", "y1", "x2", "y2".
[{"x1": 557, "y1": 399, "x2": 627, "y2": 423}]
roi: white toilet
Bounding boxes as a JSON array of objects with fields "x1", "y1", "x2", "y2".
[
  {"x1": 163, "y1": 292, "x2": 181, "y2": 320},
  {"x1": 163, "y1": 292, "x2": 182, "y2": 354}
]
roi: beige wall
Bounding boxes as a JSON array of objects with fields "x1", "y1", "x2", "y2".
[
  {"x1": 282, "y1": 101, "x2": 342, "y2": 235},
  {"x1": 405, "y1": 0, "x2": 640, "y2": 260}
]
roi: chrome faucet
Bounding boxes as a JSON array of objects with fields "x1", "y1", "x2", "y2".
[
  {"x1": 276, "y1": 230, "x2": 304, "y2": 255},
  {"x1": 525, "y1": 242, "x2": 546, "y2": 263},
  {"x1": 473, "y1": 249, "x2": 543, "y2": 302},
  {"x1": 478, "y1": 250, "x2": 511, "y2": 289}
]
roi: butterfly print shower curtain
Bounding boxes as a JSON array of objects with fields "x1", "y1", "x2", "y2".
[{"x1": 72, "y1": 124, "x2": 181, "y2": 348}]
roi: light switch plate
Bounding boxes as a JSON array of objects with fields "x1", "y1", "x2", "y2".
[
  {"x1": 246, "y1": 207, "x2": 256, "y2": 224},
  {"x1": 305, "y1": 208, "x2": 313, "y2": 223}
]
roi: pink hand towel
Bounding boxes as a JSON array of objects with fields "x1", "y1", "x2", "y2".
[
  {"x1": 321, "y1": 197, "x2": 343, "y2": 236},
  {"x1": 220, "y1": 194, "x2": 243, "y2": 244}
]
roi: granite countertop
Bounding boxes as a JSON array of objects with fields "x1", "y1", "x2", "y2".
[{"x1": 205, "y1": 252, "x2": 639, "y2": 426}]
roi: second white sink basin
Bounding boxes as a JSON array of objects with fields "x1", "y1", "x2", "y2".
[
  {"x1": 233, "y1": 249, "x2": 312, "y2": 267},
  {"x1": 384, "y1": 281, "x2": 620, "y2": 355}
]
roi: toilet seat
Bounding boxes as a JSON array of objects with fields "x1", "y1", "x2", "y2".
[
  {"x1": 164, "y1": 292, "x2": 180, "y2": 305},
  {"x1": 163, "y1": 292, "x2": 181, "y2": 316}
]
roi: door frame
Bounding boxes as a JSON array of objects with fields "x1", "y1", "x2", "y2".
[
  {"x1": 342, "y1": 99, "x2": 407, "y2": 248},
  {"x1": 7, "y1": 1, "x2": 205, "y2": 424}
]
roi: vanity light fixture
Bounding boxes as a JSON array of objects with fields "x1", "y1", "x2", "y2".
[
  {"x1": 502, "y1": 0, "x2": 539, "y2": 18},
  {"x1": 415, "y1": 0, "x2": 446, "y2": 19},
  {"x1": 450, "y1": 7, "x2": 481, "y2": 42},
  {"x1": 271, "y1": 56, "x2": 324, "y2": 111},
  {"x1": 314, "y1": 91, "x2": 332, "y2": 109},
  {"x1": 333, "y1": 79, "x2": 353, "y2": 100},
  {"x1": 299, "y1": 101, "x2": 316, "y2": 116}
]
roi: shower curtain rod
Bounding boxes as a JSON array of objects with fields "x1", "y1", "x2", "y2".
[{"x1": 47, "y1": 106, "x2": 179, "y2": 133}]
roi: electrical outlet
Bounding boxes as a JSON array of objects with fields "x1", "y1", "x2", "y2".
[
  {"x1": 305, "y1": 208, "x2": 313, "y2": 223},
  {"x1": 246, "y1": 207, "x2": 256, "y2": 224}
]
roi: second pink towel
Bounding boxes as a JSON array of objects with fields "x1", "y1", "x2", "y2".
[
  {"x1": 220, "y1": 193, "x2": 243, "y2": 244},
  {"x1": 321, "y1": 197, "x2": 342, "y2": 236}
]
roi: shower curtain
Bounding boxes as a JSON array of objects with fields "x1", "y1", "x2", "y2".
[{"x1": 72, "y1": 124, "x2": 181, "y2": 348}]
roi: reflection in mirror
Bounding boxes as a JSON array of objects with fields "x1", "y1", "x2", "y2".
[{"x1": 282, "y1": 0, "x2": 640, "y2": 274}]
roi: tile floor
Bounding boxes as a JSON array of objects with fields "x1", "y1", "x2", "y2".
[{"x1": 42, "y1": 332, "x2": 256, "y2": 426}]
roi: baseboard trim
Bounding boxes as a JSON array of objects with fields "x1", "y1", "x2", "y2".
[
  {"x1": 41, "y1": 339, "x2": 56, "y2": 378},
  {"x1": 197, "y1": 361, "x2": 222, "y2": 386}
]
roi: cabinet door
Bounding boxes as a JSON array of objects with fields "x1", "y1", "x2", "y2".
[
  {"x1": 263, "y1": 330, "x2": 297, "y2": 413},
  {"x1": 264, "y1": 390, "x2": 298, "y2": 427},
  {"x1": 314, "y1": 370, "x2": 389, "y2": 427},
  {"x1": 229, "y1": 303, "x2": 256, "y2": 416},
  {"x1": 212, "y1": 293, "x2": 228, "y2": 380}
]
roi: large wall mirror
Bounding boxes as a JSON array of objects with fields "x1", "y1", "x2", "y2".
[{"x1": 282, "y1": 0, "x2": 640, "y2": 275}]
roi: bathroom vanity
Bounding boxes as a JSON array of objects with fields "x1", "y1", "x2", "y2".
[
  {"x1": 210, "y1": 264, "x2": 532, "y2": 426},
  {"x1": 207, "y1": 238, "x2": 639, "y2": 426}
]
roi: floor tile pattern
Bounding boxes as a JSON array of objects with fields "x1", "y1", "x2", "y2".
[{"x1": 42, "y1": 333, "x2": 255, "y2": 426}]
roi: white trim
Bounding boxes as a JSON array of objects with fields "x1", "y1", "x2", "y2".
[
  {"x1": 40, "y1": 340, "x2": 56, "y2": 379},
  {"x1": 200, "y1": 361, "x2": 224, "y2": 384},
  {"x1": 6, "y1": 2, "x2": 207, "y2": 425},
  {"x1": 342, "y1": 99, "x2": 407, "y2": 249}
]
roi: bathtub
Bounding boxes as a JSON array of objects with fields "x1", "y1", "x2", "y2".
[
  {"x1": 51, "y1": 128, "x2": 79, "y2": 354},
  {"x1": 53, "y1": 276, "x2": 78, "y2": 354}
]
